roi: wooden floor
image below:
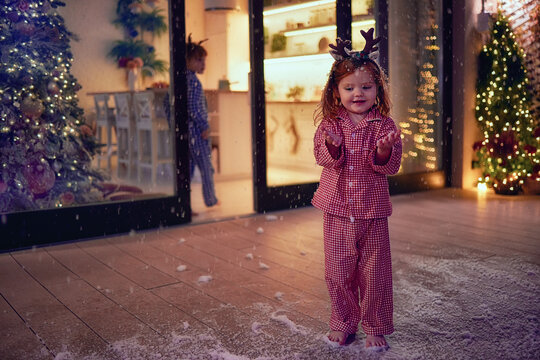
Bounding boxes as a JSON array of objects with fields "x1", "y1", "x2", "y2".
[{"x1": 1, "y1": 189, "x2": 539, "y2": 360}]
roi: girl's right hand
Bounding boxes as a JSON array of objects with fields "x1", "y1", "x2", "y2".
[{"x1": 323, "y1": 128, "x2": 342, "y2": 147}]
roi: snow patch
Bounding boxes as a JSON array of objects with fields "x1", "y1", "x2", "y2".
[
  {"x1": 274, "y1": 292, "x2": 284, "y2": 300},
  {"x1": 259, "y1": 262, "x2": 270, "y2": 270},
  {"x1": 176, "y1": 265, "x2": 187, "y2": 272},
  {"x1": 256, "y1": 227, "x2": 264, "y2": 234},
  {"x1": 270, "y1": 311, "x2": 308, "y2": 335},
  {"x1": 245, "y1": 253, "x2": 253, "y2": 260},
  {"x1": 251, "y1": 321, "x2": 262, "y2": 334},
  {"x1": 198, "y1": 275, "x2": 213, "y2": 283},
  {"x1": 178, "y1": 238, "x2": 186, "y2": 244},
  {"x1": 265, "y1": 215, "x2": 278, "y2": 221}
]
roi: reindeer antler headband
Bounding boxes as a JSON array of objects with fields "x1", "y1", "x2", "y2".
[
  {"x1": 187, "y1": 33, "x2": 208, "y2": 48},
  {"x1": 329, "y1": 28, "x2": 381, "y2": 62}
]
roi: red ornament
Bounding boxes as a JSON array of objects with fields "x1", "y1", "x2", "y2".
[
  {"x1": 18, "y1": 0, "x2": 29, "y2": 11},
  {"x1": 23, "y1": 160, "x2": 55, "y2": 195},
  {"x1": 60, "y1": 192, "x2": 75, "y2": 206},
  {"x1": 487, "y1": 130, "x2": 517, "y2": 158},
  {"x1": 47, "y1": 81, "x2": 60, "y2": 95},
  {"x1": 472, "y1": 141, "x2": 484, "y2": 151},
  {"x1": 524, "y1": 145, "x2": 537, "y2": 154}
]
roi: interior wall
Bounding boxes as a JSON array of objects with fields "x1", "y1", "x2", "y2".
[
  {"x1": 61, "y1": 0, "x2": 171, "y2": 115},
  {"x1": 186, "y1": 0, "x2": 207, "y2": 87},
  {"x1": 451, "y1": 0, "x2": 483, "y2": 189}
]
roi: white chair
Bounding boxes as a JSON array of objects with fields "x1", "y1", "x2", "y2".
[
  {"x1": 133, "y1": 91, "x2": 172, "y2": 185},
  {"x1": 114, "y1": 93, "x2": 137, "y2": 179},
  {"x1": 93, "y1": 94, "x2": 116, "y2": 172}
]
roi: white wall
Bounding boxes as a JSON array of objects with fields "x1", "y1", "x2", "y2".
[{"x1": 60, "y1": 0, "x2": 171, "y2": 114}]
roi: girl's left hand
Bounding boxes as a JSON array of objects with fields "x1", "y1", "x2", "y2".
[{"x1": 377, "y1": 129, "x2": 401, "y2": 152}]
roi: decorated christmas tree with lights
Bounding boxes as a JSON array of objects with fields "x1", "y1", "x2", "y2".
[
  {"x1": 0, "y1": 0, "x2": 104, "y2": 212},
  {"x1": 474, "y1": 11, "x2": 539, "y2": 194}
]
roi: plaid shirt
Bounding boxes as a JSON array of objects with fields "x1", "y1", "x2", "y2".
[
  {"x1": 186, "y1": 70, "x2": 209, "y2": 141},
  {"x1": 312, "y1": 107, "x2": 402, "y2": 219}
]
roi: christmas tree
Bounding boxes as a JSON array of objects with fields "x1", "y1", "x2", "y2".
[
  {"x1": 474, "y1": 11, "x2": 539, "y2": 194},
  {"x1": 0, "y1": 0, "x2": 104, "y2": 212}
]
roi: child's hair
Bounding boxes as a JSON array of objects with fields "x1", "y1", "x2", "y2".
[
  {"x1": 186, "y1": 34, "x2": 208, "y2": 60},
  {"x1": 314, "y1": 57, "x2": 390, "y2": 125}
]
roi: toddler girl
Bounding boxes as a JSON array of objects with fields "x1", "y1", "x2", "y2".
[{"x1": 312, "y1": 28, "x2": 402, "y2": 351}]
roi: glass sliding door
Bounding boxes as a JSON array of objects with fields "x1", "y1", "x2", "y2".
[
  {"x1": 263, "y1": 0, "x2": 336, "y2": 187},
  {"x1": 0, "y1": 0, "x2": 191, "y2": 249}
]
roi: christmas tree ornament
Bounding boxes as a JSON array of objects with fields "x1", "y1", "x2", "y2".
[
  {"x1": 23, "y1": 159, "x2": 55, "y2": 195},
  {"x1": 47, "y1": 81, "x2": 60, "y2": 95},
  {"x1": 17, "y1": 0, "x2": 29, "y2": 12},
  {"x1": 15, "y1": 22, "x2": 35, "y2": 36},
  {"x1": 60, "y1": 191, "x2": 74, "y2": 206},
  {"x1": 6, "y1": 11, "x2": 19, "y2": 23},
  {"x1": 20, "y1": 96, "x2": 44, "y2": 118}
]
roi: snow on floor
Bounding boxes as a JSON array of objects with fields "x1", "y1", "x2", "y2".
[{"x1": 51, "y1": 254, "x2": 538, "y2": 360}]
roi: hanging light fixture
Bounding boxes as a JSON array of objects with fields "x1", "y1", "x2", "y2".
[{"x1": 204, "y1": 0, "x2": 239, "y2": 11}]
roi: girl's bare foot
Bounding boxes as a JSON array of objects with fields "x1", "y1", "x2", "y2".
[
  {"x1": 328, "y1": 330, "x2": 347, "y2": 345},
  {"x1": 365, "y1": 335, "x2": 389, "y2": 350}
]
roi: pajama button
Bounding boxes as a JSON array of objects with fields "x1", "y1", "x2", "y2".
[
  {"x1": 350, "y1": 149, "x2": 355, "y2": 154},
  {"x1": 349, "y1": 166, "x2": 354, "y2": 170},
  {"x1": 349, "y1": 181, "x2": 353, "y2": 187},
  {"x1": 352, "y1": 133, "x2": 356, "y2": 138},
  {"x1": 350, "y1": 216, "x2": 355, "y2": 223}
]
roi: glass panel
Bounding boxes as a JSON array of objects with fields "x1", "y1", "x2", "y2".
[
  {"x1": 185, "y1": 0, "x2": 253, "y2": 219},
  {"x1": 388, "y1": 0, "x2": 444, "y2": 174},
  {"x1": 263, "y1": 0, "x2": 336, "y2": 186},
  {"x1": 351, "y1": 0, "x2": 377, "y2": 50},
  {"x1": 0, "y1": 0, "x2": 174, "y2": 214}
]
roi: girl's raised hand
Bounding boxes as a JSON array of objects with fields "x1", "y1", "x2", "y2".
[
  {"x1": 323, "y1": 128, "x2": 342, "y2": 147},
  {"x1": 376, "y1": 129, "x2": 401, "y2": 152}
]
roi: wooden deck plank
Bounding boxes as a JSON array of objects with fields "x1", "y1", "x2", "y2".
[
  {"x1": 0, "y1": 254, "x2": 113, "y2": 359},
  {"x1": 76, "y1": 238, "x2": 179, "y2": 290},
  {"x1": 0, "y1": 295, "x2": 52, "y2": 360}
]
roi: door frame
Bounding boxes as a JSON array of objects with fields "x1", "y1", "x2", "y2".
[{"x1": 248, "y1": 0, "x2": 450, "y2": 213}]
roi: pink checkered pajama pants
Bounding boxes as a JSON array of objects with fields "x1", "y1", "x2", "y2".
[{"x1": 323, "y1": 213, "x2": 394, "y2": 336}]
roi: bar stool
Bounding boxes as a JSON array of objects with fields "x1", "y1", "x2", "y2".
[
  {"x1": 133, "y1": 91, "x2": 172, "y2": 185},
  {"x1": 93, "y1": 94, "x2": 116, "y2": 172},
  {"x1": 114, "y1": 93, "x2": 137, "y2": 180}
]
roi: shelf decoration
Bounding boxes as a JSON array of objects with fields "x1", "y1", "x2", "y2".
[
  {"x1": 473, "y1": 11, "x2": 539, "y2": 195},
  {"x1": 108, "y1": 0, "x2": 168, "y2": 78},
  {"x1": 0, "y1": 0, "x2": 105, "y2": 212}
]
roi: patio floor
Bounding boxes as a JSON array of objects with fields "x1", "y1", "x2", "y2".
[{"x1": 1, "y1": 188, "x2": 539, "y2": 360}]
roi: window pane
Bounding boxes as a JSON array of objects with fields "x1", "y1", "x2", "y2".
[
  {"x1": 263, "y1": 0, "x2": 337, "y2": 186},
  {"x1": 351, "y1": 0, "x2": 377, "y2": 50},
  {"x1": 388, "y1": 0, "x2": 444, "y2": 173},
  {"x1": 0, "y1": 1, "x2": 175, "y2": 214}
]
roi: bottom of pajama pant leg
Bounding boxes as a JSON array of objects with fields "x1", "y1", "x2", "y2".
[
  {"x1": 361, "y1": 323, "x2": 394, "y2": 336},
  {"x1": 329, "y1": 318, "x2": 358, "y2": 335}
]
